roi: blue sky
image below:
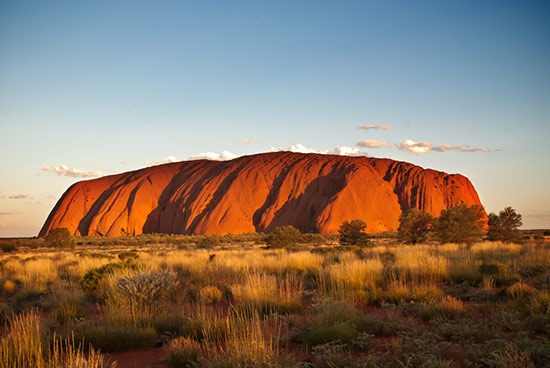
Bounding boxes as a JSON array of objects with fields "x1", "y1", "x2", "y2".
[{"x1": 1, "y1": 0, "x2": 549, "y2": 236}]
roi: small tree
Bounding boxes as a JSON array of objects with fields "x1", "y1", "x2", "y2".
[
  {"x1": 487, "y1": 207, "x2": 523, "y2": 243},
  {"x1": 398, "y1": 209, "x2": 433, "y2": 244},
  {"x1": 433, "y1": 204, "x2": 486, "y2": 244},
  {"x1": 44, "y1": 227, "x2": 75, "y2": 249},
  {"x1": 338, "y1": 219, "x2": 370, "y2": 246},
  {"x1": 265, "y1": 226, "x2": 301, "y2": 248}
]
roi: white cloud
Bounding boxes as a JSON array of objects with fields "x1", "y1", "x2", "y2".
[
  {"x1": 269, "y1": 144, "x2": 365, "y2": 156},
  {"x1": 358, "y1": 125, "x2": 393, "y2": 131},
  {"x1": 144, "y1": 156, "x2": 178, "y2": 166},
  {"x1": 42, "y1": 165, "x2": 103, "y2": 178},
  {"x1": 188, "y1": 151, "x2": 238, "y2": 161},
  {"x1": 395, "y1": 139, "x2": 432, "y2": 154},
  {"x1": 396, "y1": 139, "x2": 493, "y2": 154},
  {"x1": 234, "y1": 138, "x2": 256, "y2": 145},
  {"x1": 356, "y1": 140, "x2": 391, "y2": 149}
]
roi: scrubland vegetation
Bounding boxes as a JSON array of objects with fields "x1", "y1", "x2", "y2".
[{"x1": 0, "y1": 228, "x2": 549, "y2": 367}]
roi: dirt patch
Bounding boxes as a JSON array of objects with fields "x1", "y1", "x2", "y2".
[{"x1": 106, "y1": 346, "x2": 166, "y2": 368}]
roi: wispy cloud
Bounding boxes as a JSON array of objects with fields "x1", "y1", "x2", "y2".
[
  {"x1": 269, "y1": 144, "x2": 365, "y2": 156},
  {"x1": 396, "y1": 139, "x2": 493, "y2": 154},
  {"x1": 358, "y1": 125, "x2": 393, "y2": 131},
  {"x1": 0, "y1": 211, "x2": 20, "y2": 215},
  {"x1": 356, "y1": 140, "x2": 391, "y2": 149},
  {"x1": 47, "y1": 194, "x2": 56, "y2": 200},
  {"x1": 188, "y1": 151, "x2": 238, "y2": 161},
  {"x1": 42, "y1": 165, "x2": 103, "y2": 178},
  {"x1": 144, "y1": 156, "x2": 178, "y2": 166},
  {"x1": 1, "y1": 194, "x2": 33, "y2": 200},
  {"x1": 234, "y1": 138, "x2": 257, "y2": 145},
  {"x1": 431, "y1": 144, "x2": 463, "y2": 152},
  {"x1": 120, "y1": 161, "x2": 131, "y2": 165},
  {"x1": 461, "y1": 147, "x2": 491, "y2": 152}
]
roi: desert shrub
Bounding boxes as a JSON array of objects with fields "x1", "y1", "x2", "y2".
[
  {"x1": 489, "y1": 342, "x2": 535, "y2": 368},
  {"x1": 81, "y1": 324, "x2": 157, "y2": 352},
  {"x1": 433, "y1": 204, "x2": 486, "y2": 244},
  {"x1": 79, "y1": 260, "x2": 143, "y2": 299},
  {"x1": 199, "y1": 286, "x2": 222, "y2": 305},
  {"x1": 312, "y1": 336, "x2": 373, "y2": 368},
  {"x1": 0, "y1": 310, "x2": 109, "y2": 368},
  {"x1": 527, "y1": 292, "x2": 550, "y2": 315},
  {"x1": 0, "y1": 310, "x2": 45, "y2": 367},
  {"x1": 165, "y1": 337, "x2": 201, "y2": 368},
  {"x1": 507, "y1": 282, "x2": 536, "y2": 300},
  {"x1": 195, "y1": 236, "x2": 221, "y2": 248},
  {"x1": 382, "y1": 282, "x2": 443, "y2": 304},
  {"x1": 299, "y1": 233, "x2": 327, "y2": 245},
  {"x1": 117, "y1": 271, "x2": 175, "y2": 303},
  {"x1": 44, "y1": 227, "x2": 75, "y2": 249},
  {"x1": 1, "y1": 278, "x2": 21, "y2": 296},
  {"x1": 48, "y1": 334, "x2": 109, "y2": 368},
  {"x1": 105, "y1": 271, "x2": 176, "y2": 326},
  {"x1": 305, "y1": 321, "x2": 358, "y2": 347},
  {"x1": 479, "y1": 261, "x2": 520, "y2": 287},
  {"x1": 487, "y1": 207, "x2": 523, "y2": 243},
  {"x1": 338, "y1": 220, "x2": 370, "y2": 246},
  {"x1": 380, "y1": 333, "x2": 453, "y2": 368},
  {"x1": 50, "y1": 285, "x2": 86, "y2": 325},
  {"x1": 516, "y1": 338, "x2": 550, "y2": 367},
  {"x1": 118, "y1": 251, "x2": 138, "y2": 261},
  {"x1": 420, "y1": 296, "x2": 465, "y2": 321},
  {"x1": 448, "y1": 264, "x2": 483, "y2": 286},
  {"x1": 397, "y1": 209, "x2": 433, "y2": 244},
  {"x1": 265, "y1": 226, "x2": 301, "y2": 248},
  {"x1": 303, "y1": 302, "x2": 379, "y2": 348},
  {"x1": 1, "y1": 244, "x2": 17, "y2": 253}
]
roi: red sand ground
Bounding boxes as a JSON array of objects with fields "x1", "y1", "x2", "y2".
[{"x1": 106, "y1": 347, "x2": 166, "y2": 368}]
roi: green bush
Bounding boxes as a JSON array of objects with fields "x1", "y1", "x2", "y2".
[
  {"x1": 338, "y1": 220, "x2": 370, "y2": 246},
  {"x1": 80, "y1": 324, "x2": 157, "y2": 352},
  {"x1": 303, "y1": 302, "x2": 379, "y2": 348},
  {"x1": 80, "y1": 260, "x2": 143, "y2": 299},
  {"x1": 305, "y1": 321, "x2": 357, "y2": 347},
  {"x1": 44, "y1": 227, "x2": 75, "y2": 249},
  {"x1": 265, "y1": 226, "x2": 301, "y2": 248}
]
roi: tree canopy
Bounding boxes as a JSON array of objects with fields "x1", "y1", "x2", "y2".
[
  {"x1": 487, "y1": 207, "x2": 523, "y2": 243},
  {"x1": 338, "y1": 219, "x2": 370, "y2": 246},
  {"x1": 398, "y1": 209, "x2": 433, "y2": 244},
  {"x1": 433, "y1": 204, "x2": 486, "y2": 244}
]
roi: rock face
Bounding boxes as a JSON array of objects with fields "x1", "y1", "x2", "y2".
[{"x1": 39, "y1": 152, "x2": 484, "y2": 236}]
